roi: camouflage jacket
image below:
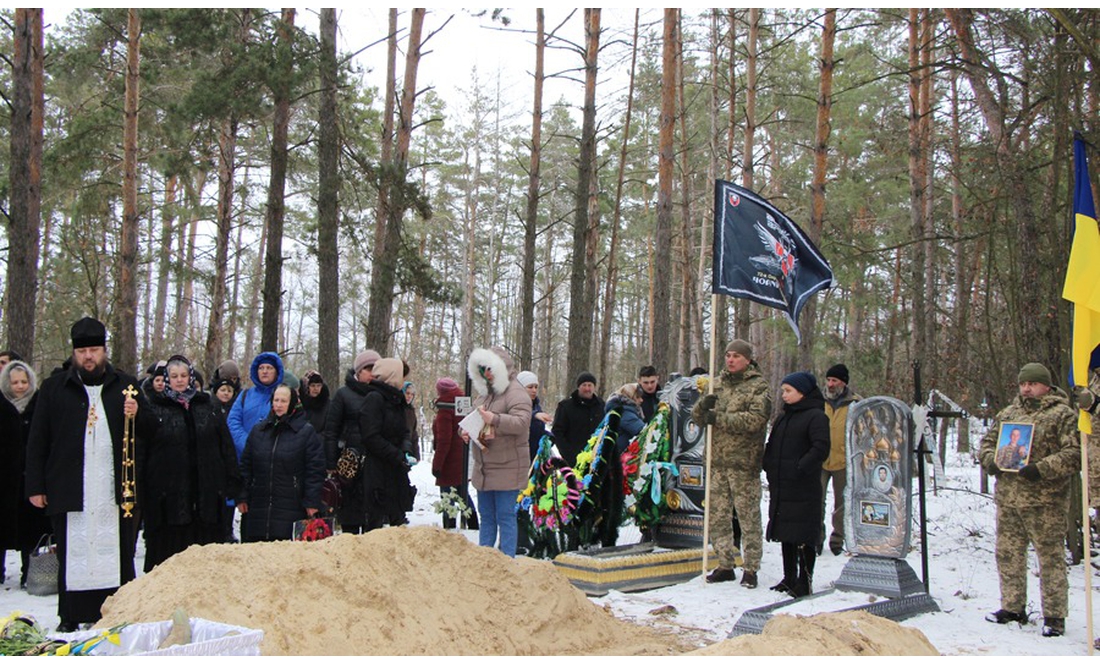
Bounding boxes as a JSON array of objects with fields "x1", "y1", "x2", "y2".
[
  {"x1": 692, "y1": 364, "x2": 771, "y2": 470},
  {"x1": 978, "y1": 388, "x2": 1080, "y2": 508}
]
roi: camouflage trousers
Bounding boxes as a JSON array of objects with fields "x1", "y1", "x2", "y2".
[
  {"x1": 996, "y1": 501, "x2": 1068, "y2": 618},
  {"x1": 820, "y1": 468, "x2": 846, "y2": 549},
  {"x1": 709, "y1": 464, "x2": 762, "y2": 571}
]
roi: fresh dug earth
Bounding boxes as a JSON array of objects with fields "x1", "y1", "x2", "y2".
[
  {"x1": 98, "y1": 527, "x2": 683, "y2": 656},
  {"x1": 691, "y1": 610, "x2": 940, "y2": 656},
  {"x1": 99, "y1": 527, "x2": 938, "y2": 656}
]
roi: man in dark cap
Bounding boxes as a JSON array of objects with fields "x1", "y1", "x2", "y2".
[
  {"x1": 24, "y1": 317, "x2": 158, "y2": 631},
  {"x1": 552, "y1": 371, "x2": 605, "y2": 466},
  {"x1": 979, "y1": 362, "x2": 1079, "y2": 638},
  {"x1": 821, "y1": 363, "x2": 860, "y2": 556}
]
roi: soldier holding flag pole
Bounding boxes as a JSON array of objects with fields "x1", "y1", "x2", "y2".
[{"x1": 699, "y1": 180, "x2": 835, "y2": 586}]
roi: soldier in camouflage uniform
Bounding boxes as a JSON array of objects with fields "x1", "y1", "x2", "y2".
[
  {"x1": 1070, "y1": 363, "x2": 1100, "y2": 509},
  {"x1": 692, "y1": 339, "x2": 771, "y2": 589},
  {"x1": 979, "y1": 362, "x2": 1079, "y2": 638}
]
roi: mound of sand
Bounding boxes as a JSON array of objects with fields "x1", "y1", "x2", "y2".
[
  {"x1": 690, "y1": 610, "x2": 940, "y2": 656},
  {"x1": 98, "y1": 527, "x2": 681, "y2": 656}
]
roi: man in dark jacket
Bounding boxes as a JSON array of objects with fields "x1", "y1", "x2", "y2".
[
  {"x1": 638, "y1": 365, "x2": 661, "y2": 423},
  {"x1": 552, "y1": 371, "x2": 605, "y2": 466},
  {"x1": 25, "y1": 317, "x2": 158, "y2": 631}
]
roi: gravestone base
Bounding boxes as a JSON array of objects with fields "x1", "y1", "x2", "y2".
[{"x1": 834, "y1": 554, "x2": 925, "y2": 598}]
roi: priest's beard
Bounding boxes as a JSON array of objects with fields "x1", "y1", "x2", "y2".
[{"x1": 77, "y1": 359, "x2": 107, "y2": 385}]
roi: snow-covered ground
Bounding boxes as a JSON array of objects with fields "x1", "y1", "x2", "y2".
[{"x1": 4, "y1": 442, "x2": 1098, "y2": 656}]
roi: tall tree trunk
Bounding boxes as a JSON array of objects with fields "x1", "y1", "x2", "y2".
[
  {"x1": 175, "y1": 172, "x2": 203, "y2": 351},
  {"x1": 716, "y1": 9, "x2": 739, "y2": 358},
  {"x1": 5, "y1": 8, "x2": 43, "y2": 357},
  {"x1": 370, "y1": 8, "x2": 398, "y2": 352},
  {"x1": 366, "y1": 7, "x2": 425, "y2": 353},
  {"x1": 920, "y1": 9, "x2": 937, "y2": 385},
  {"x1": 116, "y1": 8, "x2": 142, "y2": 373},
  {"x1": 261, "y1": 8, "x2": 296, "y2": 353},
  {"x1": 598, "y1": 9, "x2": 639, "y2": 387},
  {"x1": 518, "y1": 8, "x2": 545, "y2": 371},
  {"x1": 652, "y1": 9, "x2": 678, "y2": 377},
  {"x1": 203, "y1": 9, "x2": 251, "y2": 377},
  {"x1": 461, "y1": 140, "x2": 483, "y2": 357},
  {"x1": 566, "y1": 8, "x2": 601, "y2": 382},
  {"x1": 735, "y1": 8, "x2": 760, "y2": 342},
  {"x1": 317, "y1": 8, "x2": 341, "y2": 379},
  {"x1": 907, "y1": 9, "x2": 927, "y2": 380},
  {"x1": 244, "y1": 219, "x2": 267, "y2": 361},
  {"x1": 676, "y1": 11, "x2": 695, "y2": 372},
  {"x1": 203, "y1": 115, "x2": 238, "y2": 376},
  {"x1": 152, "y1": 173, "x2": 176, "y2": 359},
  {"x1": 798, "y1": 8, "x2": 836, "y2": 368}
]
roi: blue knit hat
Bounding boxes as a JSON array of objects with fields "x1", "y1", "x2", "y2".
[{"x1": 781, "y1": 371, "x2": 816, "y2": 396}]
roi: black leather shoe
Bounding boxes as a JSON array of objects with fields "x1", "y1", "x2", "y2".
[
  {"x1": 829, "y1": 541, "x2": 844, "y2": 556},
  {"x1": 770, "y1": 579, "x2": 791, "y2": 593},
  {"x1": 56, "y1": 622, "x2": 79, "y2": 633},
  {"x1": 985, "y1": 609, "x2": 1027, "y2": 625},
  {"x1": 706, "y1": 567, "x2": 736, "y2": 583}
]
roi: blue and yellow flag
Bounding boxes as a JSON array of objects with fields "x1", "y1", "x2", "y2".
[{"x1": 1062, "y1": 134, "x2": 1100, "y2": 433}]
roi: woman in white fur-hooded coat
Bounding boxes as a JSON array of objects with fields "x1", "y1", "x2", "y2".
[{"x1": 466, "y1": 346, "x2": 532, "y2": 557}]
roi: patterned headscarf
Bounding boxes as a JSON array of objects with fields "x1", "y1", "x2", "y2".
[{"x1": 163, "y1": 354, "x2": 198, "y2": 409}]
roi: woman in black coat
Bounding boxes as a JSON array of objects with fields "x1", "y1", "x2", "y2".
[
  {"x1": 357, "y1": 358, "x2": 413, "y2": 531},
  {"x1": 238, "y1": 385, "x2": 325, "y2": 542},
  {"x1": 322, "y1": 351, "x2": 380, "y2": 534},
  {"x1": 763, "y1": 371, "x2": 831, "y2": 598},
  {"x1": 143, "y1": 356, "x2": 241, "y2": 571},
  {"x1": 0, "y1": 360, "x2": 50, "y2": 587}
]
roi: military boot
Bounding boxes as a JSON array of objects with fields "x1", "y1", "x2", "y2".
[
  {"x1": 1042, "y1": 618, "x2": 1065, "y2": 637},
  {"x1": 985, "y1": 609, "x2": 1027, "y2": 625},
  {"x1": 706, "y1": 567, "x2": 736, "y2": 583}
]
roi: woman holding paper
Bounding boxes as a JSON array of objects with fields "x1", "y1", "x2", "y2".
[{"x1": 464, "y1": 347, "x2": 532, "y2": 557}]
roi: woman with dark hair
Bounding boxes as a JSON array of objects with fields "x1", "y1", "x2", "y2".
[
  {"x1": 358, "y1": 358, "x2": 414, "y2": 531},
  {"x1": 762, "y1": 371, "x2": 831, "y2": 598},
  {"x1": 0, "y1": 359, "x2": 48, "y2": 587},
  {"x1": 238, "y1": 384, "x2": 325, "y2": 542},
  {"x1": 300, "y1": 370, "x2": 330, "y2": 434},
  {"x1": 143, "y1": 355, "x2": 240, "y2": 570}
]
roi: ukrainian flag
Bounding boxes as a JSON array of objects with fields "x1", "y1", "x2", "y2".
[{"x1": 1062, "y1": 134, "x2": 1100, "y2": 433}]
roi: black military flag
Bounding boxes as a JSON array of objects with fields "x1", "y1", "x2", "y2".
[{"x1": 712, "y1": 179, "x2": 834, "y2": 342}]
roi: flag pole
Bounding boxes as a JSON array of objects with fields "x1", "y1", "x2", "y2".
[
  {"x1": 701, "y1": 293, "x2": 719, "y2": 579},
  {"x1": 1082, "y1": 428, "x2": 1094, "y2": 655}
]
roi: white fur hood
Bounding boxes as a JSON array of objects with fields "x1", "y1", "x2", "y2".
[{"x1": 467, "y1": 347, "x2": 512, "y2": 396}]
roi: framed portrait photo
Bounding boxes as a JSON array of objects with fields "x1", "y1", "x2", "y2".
[{"x1": 994, "y1": 422, "x2": 1034, "y2": 472}]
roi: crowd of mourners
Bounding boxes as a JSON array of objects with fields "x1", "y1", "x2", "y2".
[{"x1": 3, "y1": 317, "x2": 1096, "y2": 642}]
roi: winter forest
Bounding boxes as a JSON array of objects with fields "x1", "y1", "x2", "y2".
[{"x1": 2, "y1": 8, "x2": 1098, "y2": 417}]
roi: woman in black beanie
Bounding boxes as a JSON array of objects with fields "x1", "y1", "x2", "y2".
[{"x1": 762, "y1": 371, "x2": 831, "y2": 597}]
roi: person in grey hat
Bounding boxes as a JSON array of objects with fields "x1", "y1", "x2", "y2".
[
  {"x1": 978, "y1": 362, "x2": 1079, "y2": 637},
  {"x1": 692, "y1": 339, "x2": 771, "y2": 589},
  {"x1": 25, "y1": 317, "x2": 158, "y2": 631},
  {"x1": 322, "y1": 349, "x2": 381, "y2": 534}
]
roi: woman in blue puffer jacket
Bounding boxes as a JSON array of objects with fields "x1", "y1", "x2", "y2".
[{"x1": 227, "y1": 352, "x2": 285, "y2": 459}]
